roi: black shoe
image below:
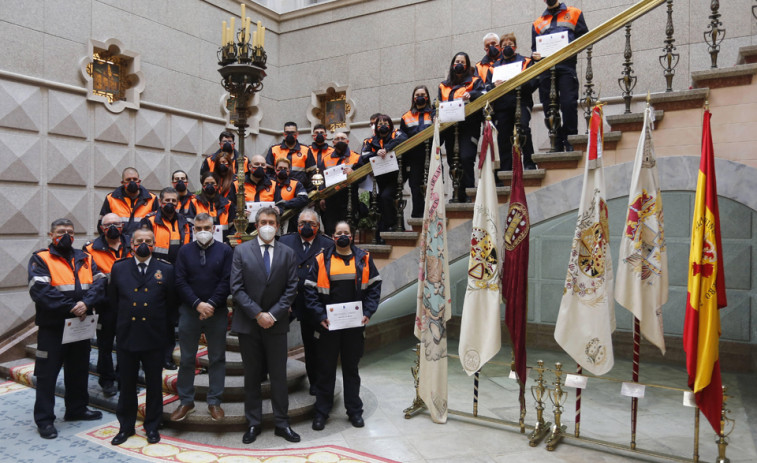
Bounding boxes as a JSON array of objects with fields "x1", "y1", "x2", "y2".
[
  {"x1": 111, "y1": 430, "x2": 135, "y2": 446},
  {"x1": 349, "y1": 415, "x2": 365, "y2": 428},
  {"x1": 146, "y1": 430, "x2": 160, "y2": 444},
  {"x1": 38, "y1": 424, "x2": 58, "y2": 439},
  {"x1": 309, "y1": 385, "x2": 317, "y2": 396},
  {"x1": 274, "y1": 426, "x2": 301, "y2": 442},
  {"x1": 101, "y1": 383, "x2": 118, "y2": 397},
  {"x1": 242, "y1": 426, "x2": 261, "y2": 444},
  {"x1": 563, "y1": 142, "x2": 574, "y2": 152},
  {"x1": 312, "y1": 415, "x2": 326, "y2": 431},
  {"x1": 64, "y1": 409, "x2": 102, "y2": 421},
  {"x1": 163, "y1": 360, "x2": 177, "y2": 370}
]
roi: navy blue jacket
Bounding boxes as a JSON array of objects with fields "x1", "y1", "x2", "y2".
[
  {"x1": 175, "y1": 240, "x2": 233, "y2": 311},
  {"x1": 278, "y1": 232, "x2": 334, "y2": 322}
]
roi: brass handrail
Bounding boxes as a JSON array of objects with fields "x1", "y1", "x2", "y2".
[{"x1": 281, "y1": 0, "x2": 667, "y2": 224}]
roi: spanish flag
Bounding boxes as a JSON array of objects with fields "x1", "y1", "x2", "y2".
[{"x1": 683, "y1": 109, "x2": 727, "y2": 432}]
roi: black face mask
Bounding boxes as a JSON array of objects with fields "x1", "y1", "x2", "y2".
[
  {"x1": 276, "y1": 170, "x2": 289, "y2": 181},
  {"x1": 299, "y1": 223, "x2": 315, "y2": 238},
  {"x1": 285, "y1": 133, "x2": 296, "y2": 145},
  {"x1": 252, "y1": 166, "x2": 265, "y2": 178},
  {"x1": 222, "y1": 141, "x2": 233, "y2": 153},
  {"x1": 502, "y1": 46, "x2": 515, "y2": 58},
  {"x1": 203, "y1": 184, "x2": 217, "y2": 196},
  {"x1": 453, "y1": 63, "x2": 465, "y2": 75},
  {"x1": 488, "y1": 46, "x2": 500, "y2": 59},
  {"x1": 377, "y1": 125, "x2": 390, "y2": 136},
  {"x1": 315, "y1": 133, "x2": 325, "y2": 144},
  {"x1": 336, "y1": 235, "x2": 351, "y2": 248},
  {"x1": 174, "y1": 180, "x2": 187, "y2": 193},
  {"x1": 135, "y1": 242, "x2": 151, "y2": 258},
  {"x1": 53, "y1": 233, "x2": 73, "y2": 252},
  {"x1": 126, "y1": 181, "x2": 139, "y2": 194},
  {"x1": 216, "y1": 163, "x2": 229, "y2": 176},
  {"x1": 546, "y1": 0, "x2": 560, "y2": 8},
  {"x1": 162, "y1": 203, "x2": 176, "y2": 216},
  {"x1": 334, "y1": 141, "x2": 348, "y2": 153},
  {"x1": 415, "y1": 96, "x2": 427, "y2": 107},
  {"x1": 105, "y1": 225, "x2": 121, "y2": 240}
]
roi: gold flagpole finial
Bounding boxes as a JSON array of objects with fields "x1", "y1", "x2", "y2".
[
  {"x1": 512, "y1": 125, "x2": 520, "y2": 149},
  {"x1": 483, "y1": 101, "x2": 493, "y2": 120},
  {"x1": 704, "y1": 99, "x2": 710, "y2": 111},
  {"x1": 646, "y1": 90, "x2": 651, "y2": 105}
]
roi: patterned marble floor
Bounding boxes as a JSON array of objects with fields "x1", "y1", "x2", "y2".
[{"x1": 1, "y1": 338, "x2": 755, "y2": 462}]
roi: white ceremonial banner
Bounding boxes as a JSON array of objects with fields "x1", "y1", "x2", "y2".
[
  {"x1": 535, "y1": 31, "x2": 570, "y2": 57},
  {"x1": 323, "y1": 165, "x2": 348, "y2": 187},
  {"x1": 492, "y1": 61, "x2": 522, "y2": 83},
  {"x1": 554, "y1": 105, "x2": 616, "y2": 376},
  {"x1": 326, "y1": 301, "x2": 364, "y2": 331},
  {"x1": 62, "y1": 314, "x2": 99, "y2": 344},
  {"x1": 615, "y1": 104, "x2": 668, "y2": 354},
  {"x1": 458, "y1": 120, "x2": 502, "y2": 376},
  {"x1": 415, "y1": 117, "x2": 452, "y2": 423},
  {"x1": 369, "y1": 152, "x2": 399, "y2": 176},
  {"x1": 438, "y1": 100, "x2": 466, "y2": 123}
]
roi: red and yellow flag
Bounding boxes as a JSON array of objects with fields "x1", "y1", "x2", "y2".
[{"x1": 683, "y1": 109, "x2": 727, "y2": 432}]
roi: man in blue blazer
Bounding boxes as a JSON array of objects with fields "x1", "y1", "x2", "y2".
[
  {"x1": 231, "y1": 207, "x2": 300, "y2": 444},
  {"x1": 278, "y1": 208, "x2": 334, "y2": 395}
]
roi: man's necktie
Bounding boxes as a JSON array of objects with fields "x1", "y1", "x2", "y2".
[
  {"x1": 303, "y1": 241, "x2": 310, "y2": 253},
  {"x1": 138, "y1": 262, "x2": 147, "y2": 275},
  {"x1": 263, "y1": 244, "x2": 271, "y2": 276}
]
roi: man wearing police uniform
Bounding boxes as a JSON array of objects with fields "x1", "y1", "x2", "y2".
[
  {"x1": 304, "y1": 221, "x2": 381, "y2": 431},
  {"x1": 84, "y1": 212, "x2": 131, "y2": 397},
  {"x1": 278, "y1": 208, "x2": 334, "y2": 395},
  {"x1": 98, "y1": 167, "x2": 158, "y2": 236},
  {"x1": 28, "y1": 218, "x2": 107, "y2": 439},
  {"x1": 108, "y1": 228, "x2": 175, "y2": 446}
]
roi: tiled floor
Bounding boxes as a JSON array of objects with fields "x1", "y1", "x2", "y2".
[{"x1": 2, "y1": 337, "x2": 755, "y2": 462}]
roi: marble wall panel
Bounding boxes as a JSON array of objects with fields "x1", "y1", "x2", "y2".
[
  {"x1": 170, "y1": 153, "x2": 203, "y2": 193},
  {"x1": 47, "y1": 187, "x2": 90, "y2": 233},
  {"x1": 414, "y1": 0, "x2": 452, "y2": 43},
  {"x1": 0, "y1": 186, "x2": 42, "y2": 234},
  {"x1": 94, "y1": 143, "x2": 133, "y2": 188},
  {"x1": 0, "y1": 290, "x2": 40, "y2": 341},
  {"x1": 94, "y1": 105, "x2": 130, "y2": 145},
  {"x1": 202, "y1": 122, "x2": 227, "y2": 157},
  {"x1": 0, "y1": 239, "x2": 43, "y2": 288},
  {"x1": 0, "y1": 80, "x2": 42, "y2": 133},
  {"x1": 135, "y1": 148, "x2": 169, "y2": 192},
  {"x1": 135, "y1": 109, "x2": 168, "y2": 150},
  {"x1": 171, "y1": 115, "x2": 201, "y2": 155},
  {"x1": 48, "y1": 90, "x2": 88, "y2": 139},
  {"x1": 44, "y1": 0, "x2": 91, "y2": 43},
  {"x1": 47, "y1": 137, "x2": 90, "y2": 186},
  {"x1": 0, "y1": 0, "x2": 43, "y2": 30},
  {"x1": 380, "y1": 44, "x2": 416, "y2": 87},
  {"x1": 0, "y1": 22, "x2": 44, "y2": 80},
  {"x1": 0, "y1": 131, "x2": 41, "y2": 184}
]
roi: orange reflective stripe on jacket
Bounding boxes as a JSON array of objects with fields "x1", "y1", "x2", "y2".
[
  {"x1": 322, "y1": 151, "x2": 360, "y2": 170},
  {"x1": 206, "y1": 155, "x2": 249, "y2": 175},
  {"x1": 475, "y1": 62, "x2": 493, "y2": 82},
  {"x1": 147, "y1": 216, "x2": 190, "y2": 256},
  {"x1": 84, "y1": 243, "x2": 128, "y2": 274},
  {"x1": 244, "y1": 182, "x2": 275, "y2": 202},
  {"x1": 314, "y1": 252, "x2": 370, "y2": 295},
  {"x1": 107, "y1": 194, "x2": 156, "y2": 224},
  {"x1": 191, "y1": 198, "x2": 230, "y2": 228},
  {"x1": 439, "y1": 78, "x2": 479, "y2": 102},
  {"x1": 271, "y1": 145, "x2": 311, "y2": 172},
  {"x1": 36, "y1": 250, "x2": 94, "y2": 292},
  {"x1": 533, "y1": 7, "x2": 582, "y2": 35}
]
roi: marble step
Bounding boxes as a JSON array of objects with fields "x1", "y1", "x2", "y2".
[
  {"x1": 606, "y1": 110, "x2": 664, "y2": 132},
  {"x1": 568, "y1": 131, "x2": 622, "y2": 151},
  {"x1": 496, "y1": 168, "x2": 546, "y2": 187},
  {"x1": 737, "y1": 45, "x2": 757, "y2": 65},
  {"x1": 648, "y1": 88, "x2": 709, "y2": 112},
  {"x1": 172, "y1": 347, "x2": 245, "y2": 375},
  {"x1": 380, "y1": 231, "x2": 420, "y2": 247},
  {"x1": 407, "y1": 217, "x2": 448, "y2": 232},
  {"x1": 444, "y1": 202, "x2": 475, "y2": 219},
  {"x1": 465, "y1": 186, "x2": 511, "y2": 204},
  {"x1": 531, "y1": 150, "x2": 583, "y2": 169},
  {"x1": 357, "y1": 244, "x2": 392, "y2": 258},
  {"x1": 692, "y1": 63, "x2": 757, "y2": 90}
]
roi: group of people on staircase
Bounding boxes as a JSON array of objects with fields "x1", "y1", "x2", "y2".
[{"x1": 25, "y1": 0, "x2": 585, "y2": 447}]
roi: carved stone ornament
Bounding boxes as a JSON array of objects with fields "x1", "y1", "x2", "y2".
[
  {"x1": 79, "y1": 38, "x2": 145, "y2": 114},
  {"x1": 307, "y1": 83, "x2": 354, "y2": 133},
  {"x1": 220, "y1": 91, "x2": 261, "y2": 135}
]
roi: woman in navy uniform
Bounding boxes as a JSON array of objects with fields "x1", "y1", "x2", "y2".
[{"x1": 108, "y1": 228, "x2": 175, "y2": 446}]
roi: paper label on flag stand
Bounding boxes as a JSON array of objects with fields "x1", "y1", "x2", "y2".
[
  {"x1": 508, "y1": 368, "x2": 531, "y2": 381},
  {"x1": 369, "y1": 152, "x2": 399, "y2": 176},
  {"x1": 323, "y1": 165, "x2": 348, "y2": 187},
  {"x1": 438, "y1": 100, "x2": 466, "y2": 123},
  {"x1": 564, "y1": 374, "x2": 588, "y2": 389},
  {"x1": 535, "y1": 31, "x2": 569, "y2": 57},
  {"x1": 621, "y1": 382, "x2": 645, "y2": 398},
  {"x1": 683, "y1": 391, "x2": 697, "y2": 408}
]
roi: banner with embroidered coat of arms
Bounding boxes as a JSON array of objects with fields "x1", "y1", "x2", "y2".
[
  {"x1": 554, "y1": 105, "x2": 616, "y2": 376},
  {"x1": 615, "y1": 104, "x2": 668, "y2": 354},
  {"x1": 459, "y1": 119, "x2": 501, "y2": 376}
]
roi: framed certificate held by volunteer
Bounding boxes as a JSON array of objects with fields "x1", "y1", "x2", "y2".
[{"x1": 326, "y1": 301, "x2": 364, "y2": 331}]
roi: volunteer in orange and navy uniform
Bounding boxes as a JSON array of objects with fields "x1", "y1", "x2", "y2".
[
  {"x1": 304, "y1": 221, "x2": 381, "y2": 431},
  {"x1": 361, "y1": 113, "x2": 381, "y2": 151},
  {"x1": 361, "y1": 114, "x2": 408, "y2": 242},
  {"x1": 29, "y1": 218, "x2": 107, "y2": 440},
  {"x1": 186, "y1": 172, "x2": 234, "y2": 242},
  {"x1": 265, "y1": 122, "x2": 316, "y2": 191},
  {"x1": 171, "y1": 170, "x2": 195, "y2": 217},
  {"x1": 486, "y1": 32, "x2": 538, "y2": 173},
  {"x1": 318, "y1": 132, "x2": 362, "y2": 235},
  {"x1": 200, "y1": 131, "x2": 250, "y2": 180},
  {"x1": 531, "y1": 0, "x2": 589, "y2": 152},
  {"x1": 272, "y1": 157, "x2": 310, "y2": 230},
  {"x1": 99, "y1": 167, "x2": 158, "y2": 236},
  {"x1": 242, "y1": 155, "x2": 275, "y2": 204},
  {"x1": 310, "y1": 124, "x2": 334, "y2": 168},
  {"x1": 399, "y1": 85, "x2": 435, "y2": 218},
  {"x1": 438, "y1": 52, "x2": 485, "y2": 202},
  {"x1": 475, "y1": 32, "x2": 502, "y2": 81},
  {"x1": 141, "y1": 187, "x2": 192, "y2": 369},
  {"x1": 84, "y1": 212, "x2": 132, "y2": 398}
]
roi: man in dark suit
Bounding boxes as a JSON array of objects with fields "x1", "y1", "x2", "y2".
[
  {"x1": 231, "y1": 207, "x2": 300, "y2": 444},
  {"x1": 278, "y1": 208, "x2": 333, "y2": 395},
  {"x1": 108, "y1": 228, "x2": 175, "y2": 446}
]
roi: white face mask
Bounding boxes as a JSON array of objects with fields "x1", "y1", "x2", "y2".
[
  {"x1": 195, "y1": 230, "x2": 214, "y2": 247},
  {"x1": 258, "y1": 225, "x2": 276, "y2": 242}
]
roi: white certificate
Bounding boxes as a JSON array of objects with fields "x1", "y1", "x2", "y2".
[
  {"x1": 535, "y1": 31, "x2": 570, "y2": 58},
  {"x1": 438, "y1": 100, "x2": 466, "y2": 123},
  {"x1": 323, "y1": 165, "x2": 348, "y2": 187},
  {"x1": 62, "y1": 314, "x2": 98, "y2": 344},
  {"x1": 245, "y1": 201, "x2": 276, "y2": 218},
  {"x1": 193, "y1": 224, "x2": 224, "y2": 243},
  {"x1": 492, "y1": 61, "x2": 522, "y2": 83},
  {"x1": 620, "y1": 382, "x2": 646, "y2": 399},
  {"x1": 369, "y1": 152, "x2": 399, "y2": 176},
  {"x1": 326, "y1": 301, "x2": 364, "y2": 331}
]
